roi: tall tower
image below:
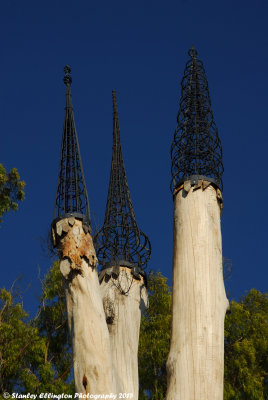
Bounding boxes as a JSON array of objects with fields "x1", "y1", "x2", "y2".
[
  {"x1": 95, "y1": 90, "x2": 151, "y2": 275},
  {"x1": 166, "y1": 47, "x2": 229, "y2": 400},
  {"x1": 52, "y1": 65, "x2": 90, "y2": 228},
  {"x1": 51, "y1": 66, "x2": 114, "y2": 395},
  {"x1": 94, "y1": 91, "x2": 151, "y2": 399}
]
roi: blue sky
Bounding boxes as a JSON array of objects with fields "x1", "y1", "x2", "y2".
[{"x1": 1, "y1": 0, "x2": 267, "y2": 316}]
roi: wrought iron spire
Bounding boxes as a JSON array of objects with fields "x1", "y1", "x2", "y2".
[
  {"x1": 171, "y1": 46, "x2": 223, "y2": 192},
  {"x1": 53, "y1": 65, "x2": 90, "y2": 226},
  {"x1": 94, "y1": 90, "x2": 151, "y2": 272}
]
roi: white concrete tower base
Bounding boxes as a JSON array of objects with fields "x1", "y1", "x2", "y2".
[
  {"x1": 166, "y1": 181, "x2": 229, "y2": 400},
  {"x1": 52, "y1": 218, "x2": 115, "y2": 395},
  {"x1": 100, "y1": 267, "x2": 148, "y2": 400}
]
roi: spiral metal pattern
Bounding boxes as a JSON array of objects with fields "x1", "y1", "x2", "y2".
[
  {"x1": 53, "y1": 66, "x2": 90, "y2": 226},
  {"x1": 94, "y1": 91, "x2": 151, "y2": 270},
  {"x1": 171, "y1": 47, "x2": 223, "y2": 192}
]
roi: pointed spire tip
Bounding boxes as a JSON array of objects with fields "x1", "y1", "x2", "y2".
[
  {"x1": 112, "y1": 90, "x2": 118, "y2": 113},
  {"x1": 188, "y1": 45, "x2": 198, "y2": 59},
  {"x1": 94, "y1": 90, "x2": 151, "y2": 269},
  {"x1": 63, "y1": 65, "x2": 72, "y2": 86}
]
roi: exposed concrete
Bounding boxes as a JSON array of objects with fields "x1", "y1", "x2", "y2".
[
  {"x1": 53, "y1": 218, "x2": 115, "y2": 394},
  {"x1": 166, "y1": 181, "x2": 228, "y2": 400}
]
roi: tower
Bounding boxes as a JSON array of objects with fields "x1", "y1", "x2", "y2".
[
  {"x1": 51, "y1": 66, "x2": 114, "y2": 395},
  {"x1": 52, "y1": 65, "x2": 90, "y2": 229},
  {"x1": 94, "y1": 90, "x2": 151, "y2": 277},
  {"x1": 166, "y1": 47, "x2": 229, "y2": 400},
  {"x1": 170, "y1": 46, "x2": 223, "y2": 193},
  {"x1": 94, "y1": 90, "x2": 151, "y2": 399}
]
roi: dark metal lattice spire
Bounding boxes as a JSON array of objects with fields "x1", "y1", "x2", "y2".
[
  {"x1": 94, "y1": 91, "x2": 151, "y2": 271},
  {"x1": 53, "y1": 65, "x2": 90, "y2": 226},
  {"x1": 171, "y1": 46, "x2": 223, "y2": 192}
]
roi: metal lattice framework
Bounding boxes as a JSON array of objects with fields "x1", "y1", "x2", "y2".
[
  {"x1": 171, "y1": 46, "x2": 223, "y2": 192},
  {"x1": 94, "y1": 91, "x2": 151, "y2": 271},
  {"x1": 53, "y1": 65, "x2": 90, "y2": 226}
]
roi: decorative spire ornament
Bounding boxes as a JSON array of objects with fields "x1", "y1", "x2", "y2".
[
  {"x1": 166, "y1": 48, "x2": 229, "y2": 400},
  {"x1": 53, "y1": 65, "x2": 90, "y2": 227},
  {"x1": 171, "y1": 46, "x2": 223, "y2": 192},
  {"x1": 94, "y1": 90, "x2": 151, "y2": 275},
  {"x1": 95, "y1": 91, "x2": 149, "y2": 399},
  {"x1": 50, "y1": 67, "x2": 115, "y2": 395}
]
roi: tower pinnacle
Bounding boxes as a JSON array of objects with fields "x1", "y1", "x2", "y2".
[
  {"x1": 63, "y1": 65, "x2": 72, "y2": 85},
  {"x1": 171, "y1": 46, "x2": 223, "y2": 192},
  {"x1": 53, "y1": 65, "x2": 90, "y2": 227},
  {"x1": 188, "y1": 45, "x2": 198, "y2": 59},
  {"x1": 94, "y1": 90, "x2": 151, "y2": 271}
]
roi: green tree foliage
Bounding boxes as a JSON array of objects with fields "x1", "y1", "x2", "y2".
[
  {"x1": 138, "y1": 272, "x2": 267, "y2": 400},
  {"x1": 224, "y1": 289, "x2": 268, "y2": 400},
  {"x1": 37, "y1": 261, "x2": 73, "y2": 388},
  {"x1": 0, "y1": 264, "x2": 266, "y2": 398},
  {"x1": 0, "y1": 285, "x2": 44, "y2": 393},
  {"x1": 138, "y1": 271, "x2": 172, "y2": 400},
  {"x1": 0, "y1": 164, "x2": 25, "y2": 223},
  {"x1": 0, "y1": 263, "x2": 74, "y2": 395}
]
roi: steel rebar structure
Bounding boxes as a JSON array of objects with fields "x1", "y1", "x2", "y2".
[
  {"x1": 52, "y1": 65, "x2": 90, "y2": 228},
  {"x1": 94, "y1": 91, "x2": 151, "y2": 276},
  {"x1": 171, "y1": 46, "x2": 223, "y2": 192}
]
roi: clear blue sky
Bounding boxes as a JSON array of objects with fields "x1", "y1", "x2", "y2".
[{"x1": 1, "y1": 0, "x2": 267, "y2": 316}]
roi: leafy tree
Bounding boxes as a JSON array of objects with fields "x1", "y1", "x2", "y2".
[
  {"x1": 224, "y1": 289, "x2": 268, "y2": 400},
  {"x1": 138, "y1": 272, "x2": 268, "y2": 400},
  {"x1": 37, "y1": 261, "x2": 73, "y2": 388},
  {"x1": 0, "y1": 164, "x2": 25, "y2": 223},
  {"x1": 138, "y1": 271, "x2": 172, "y2": 400},
  {"x1": 0, "y1": 264, "x2": 74, "y2": 395},
  {"x1": 0, "y1": 263, "x2": 266, "y2": 398},
  {"x1": 0, "y1": 284, "x2": 45, "y2": 393}
]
